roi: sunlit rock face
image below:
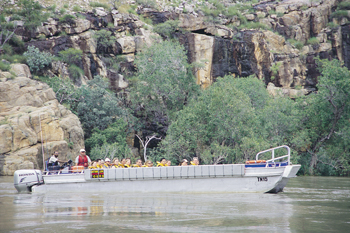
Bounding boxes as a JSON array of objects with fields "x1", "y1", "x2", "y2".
[
  {"x1": 0, "y1": 72, "x2": 84, "y2": 175},
  {"x1": 10, "y1": 0, "x2": 350, "y2": 92}
]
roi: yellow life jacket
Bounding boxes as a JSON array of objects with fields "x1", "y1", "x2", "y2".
[
  {"x1": 118, "y1": 163, "x2": 125, "y2": 168},
  {"x1": 190, "y1": 161, "x2": 197, "y2": 166},
  {"x1": 156, "y1": 162, "x2": 165, "y2": 167},
  {"x1": 124, "y1": 164, "x2": 130, "y2": 168},
  {"x1": 133, "y1": 164, "x2": 142, "y2": 168},
  {"x1": 142, "y1": 165, "x2": 148, "y2": 167},
  {"x1": 96, "y1": 164, "x2": 103, "y2": 169},
  {"x1": 103, "y1": 164, "x2": 109, "y2": 168}
]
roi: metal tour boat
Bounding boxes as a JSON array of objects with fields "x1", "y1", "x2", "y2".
[{"x1": 14, "y1": 145, "x2": 301, "y2": 193}]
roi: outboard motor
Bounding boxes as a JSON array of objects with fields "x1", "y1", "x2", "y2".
[{"x1": 14, "y1": 170, "x2": 44, "y2": 193}]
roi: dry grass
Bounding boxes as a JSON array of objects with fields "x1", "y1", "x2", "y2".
[{"x1": 37, "y1": 0, "x2": 111, "y2": 12}]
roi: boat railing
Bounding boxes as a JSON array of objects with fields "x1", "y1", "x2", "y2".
[{"x1": 255, "y1": 145, "x2": 290, "y2": 167}]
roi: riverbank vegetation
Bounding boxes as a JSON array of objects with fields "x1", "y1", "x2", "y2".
[{"x1": 34, "y1": 40, "x2": 350, "y2": 176}]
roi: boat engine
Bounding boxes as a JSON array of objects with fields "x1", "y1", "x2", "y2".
[{"x1": 14, "y1": 170, "x2": 44, "y2": 193}]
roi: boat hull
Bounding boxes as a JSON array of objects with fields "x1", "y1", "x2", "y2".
[
  {"x1": 30, "y1": 165, "x2": 301, "y2": 193},
  {"x1": 32, "y1": 175, "x2": 281, "y2": 193}
]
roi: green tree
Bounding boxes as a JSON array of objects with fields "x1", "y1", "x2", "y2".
[
  {"x1": 93, "y1": 29, "x2": 116, "y2": 54},
  {"x1": 161, "y1": 76, "x2": 259, "y2": 164},
  {"x1": 59, "y1": 48, "x2": 83, "y2": 65},
  {"x1": 153, "y1": 20, "x2": 179, "y2": 39},
  {"x1": 85, "y1": 119, "x2": 132, "y2": 159},
  {"x1": 128, "y1": 40, "x2": 199, "y2": 136},
  {"x1": 39, "y1": 76, "x2": 82, "y2": 113},
  {"x1": 77, "y1": 76, "x2": 125, "y2": 137},
  {"x1": 301, "y1": 58, "x2": 350, "y2": 175},
  {"x1": 17, "y1": 0, "x2": 49, "y2": 30},
  {"x1": 23, "y1": 45, "x2": 55, "y2": 73},
  {"x1": 162, "y1": 76, "x2": 303, "y2": 165}
]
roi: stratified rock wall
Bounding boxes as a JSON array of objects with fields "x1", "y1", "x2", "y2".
[
  {"x1": 0, "y1": 72, "x2": 84, "y2": 175},
  {"x1": 342, "y1": 24, "x2": 350, "y2": 69}
]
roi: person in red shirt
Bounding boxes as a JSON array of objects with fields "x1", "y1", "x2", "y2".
[{"x1": 75, "y1": 149, "x2": 91, "y2": 168}]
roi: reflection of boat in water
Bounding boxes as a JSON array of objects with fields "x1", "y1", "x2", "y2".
[{"x1": 14, "y1": 145, "x2": 300, "y2": 194}]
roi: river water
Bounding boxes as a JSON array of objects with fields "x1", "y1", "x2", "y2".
[{"x1": 0, "y1": 176, "x2": 349, "y2": 232}]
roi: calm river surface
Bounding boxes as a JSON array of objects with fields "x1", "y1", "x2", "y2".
[{"x1": 0, "y1": 176, "x2": 349, "y2": 232}]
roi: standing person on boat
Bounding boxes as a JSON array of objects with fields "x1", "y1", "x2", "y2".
[
  {"x1": 75, "y1": 149, "x2": 91, "y2": 169},
  {"x1": 181, "y1": 159, "x2": 188, "y2": 166},
  {"x1": 167, "y1": 160, "x2": 171, "y2": 166},
  {"x1": 190, "y1": 157, "x2": 199, "y2": 166},
  {"x1": 157, "y1": 158, "x2": 168, "y2": 167},
  {"x1": 133, "y1": 159, "x2": 143, "y2": 168}
]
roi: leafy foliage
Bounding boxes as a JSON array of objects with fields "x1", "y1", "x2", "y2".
[
  {"x1": 77, "y1": 76, "x2": 125, "y2": 138},
  {"x1": 17, "y1": 0, "x2": 49, "y2": 30},
  {"x1": 93, "y1": 29, "x2": 116, "y2": 54},
  {"x1": 85, "y1": 119, "x2": 132, "y2": 160},
  {"x1": 39, "y1": 76, "x2": 82, "y2": 113},
  {"x1": 0, "y1": 60, "x2": 10, "y2": 71},
  {"x1": 161, "y1": 76, "x2": 302, "y2": 165},
  {"x1": 68, "y1": 64, "x2": 84, "y2": 81},
  {"x1": 128, "y1": 40, "x2": 199, "y2": 135},
  {"x1": 299, "y1": 58, "x2": 350, "y2": 175},
  {"x1": 59, "y1": 14, "x2": 76, "y2": 24},
  {"x1": 59, "y1": 48, "x2": 83, "y2": 65},
  {"x1": 23, "y1": 45, "x2": 55, "y2": 73},
  {"x1": 153, "y1": 20, "x2": 179, "y2": 39}
]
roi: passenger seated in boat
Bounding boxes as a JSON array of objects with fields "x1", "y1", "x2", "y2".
[
  {"x1": 96, "y1": 159, "x2": 104, "y2": 169},
  {"x1": 118, "y1": 158, "x2": 126, "y2": 168},
  {"x1": 75, "y1": 149, "x2": 91, "y2": 169},
  {"x1": 190, "y1": 157, "x2": 199, "y2": 166},
  {"x1": 181, "y1": 159, "x2": 188, "y2": 166},
  {"x1": 143, "y1": 160, "x2": 153, "y2": 167},
  {"x1": 167, "y1": 160, "x2": 171, "y2": 166},
  {"x1": 133, "y1": 159, "x2": 143, "y2": 168},
  {"x1": 88, "y1": 161, "x2": 97, "y2": 169},
  {"x1": 104, "y1": 158, "x2": 111, "y2": 168},
  {"x1": 124, "y1": 158, "x2": 131, "y2": 168},
  {"x1": 157, "y1": 158, "x2": 167, "y2": 167},
  {"x1": 111, "y1": 158, "x2": 119, "y2": 168},
  {"x1": 48, "y1": 151, "x2": 68, "y2": 171}
]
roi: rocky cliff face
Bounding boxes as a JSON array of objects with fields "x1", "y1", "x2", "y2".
[
  {"x1": 8, "y1": 0, "x2": 348, "y2": 96},
  {"x1": 0, "y1": 66, "x2": 84, "y2": 175}
]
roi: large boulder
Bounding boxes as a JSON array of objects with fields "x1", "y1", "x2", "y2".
[{"x1": 0, "y1": 76, "x2": 84, "y2": 175}]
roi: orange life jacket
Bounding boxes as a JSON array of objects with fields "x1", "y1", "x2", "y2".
[{"x1": 78, "y1": 155, "x2": 89, "y2": 168}]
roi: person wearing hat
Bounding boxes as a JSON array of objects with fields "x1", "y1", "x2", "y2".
[
  {"x1": 49, "y1": 151, "x2": 68, "y2": 168},
  {"x1": 181, "y1": 159, "x2": 188, "y2": 166},
  {"x1": 104, "y1": 158, "x2": 111, "y2": 168},
  {"x1": 75, "y1": 149, "x2": 91, "y2": 168}
]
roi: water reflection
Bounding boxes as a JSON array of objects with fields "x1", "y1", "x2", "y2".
[
  {"x1": 8, "y1": 191, "x2": 295, "y2": 232},
  {"x1": 1, "y1": 176, "x2": 350, "y2": 232}
]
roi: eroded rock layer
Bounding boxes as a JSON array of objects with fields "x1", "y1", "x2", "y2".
[{"x1": 0, "y1": 73, "x2": 84, "y2": 175}]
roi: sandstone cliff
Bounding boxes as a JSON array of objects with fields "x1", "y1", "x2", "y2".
[
  {"x1": 11, "y1": 0, "x2": 348, "y2": 97},
  {"x1": 0, "y1": 66, "x2": 84, "y2": 175}
]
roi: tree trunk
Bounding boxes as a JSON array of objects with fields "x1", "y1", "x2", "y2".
[{"x1": 309, "y1": 153, "x2": 317, "y2": 175}]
